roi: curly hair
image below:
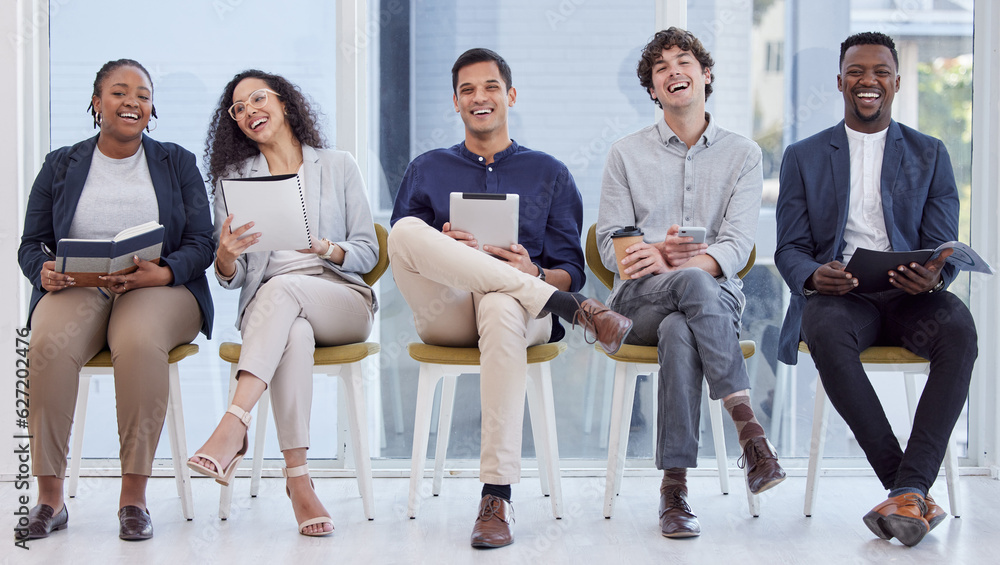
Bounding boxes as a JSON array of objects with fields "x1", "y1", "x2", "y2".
[
  {"x1": 205, "y1": 69, "x2": 326, "y2": 188},
  {"x1": 637, "y1": 27, "x2": 715, "y2": 107},
  {"x1": 840, "y1": 31, "x2": 898, "y2": 70},
  {"x1": 87, "y1": 58, "x2": 158, "y2": 128}
]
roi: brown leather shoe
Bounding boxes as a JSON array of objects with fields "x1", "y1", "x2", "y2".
[
  {"x1": 15, "y1": 504, "x2": 68, "y2": 540},
  {"x1": 659, "y1": 486, "x2": 700, "y2": 538},
  {"x1": 738, "y1": 436, "x2": 786, "y2": 494},
  {"x1": 470, "y1": 495, "x2": 514, "y2": 549},
  {"x1": 862, "y1": 494, "x2": 929, "y2": 547},
  {"x1": 923, "y1": 494, "x2": 947, "y2": 532},
  {"x1": 118, "y1": 505, "x2": 153, "y2": 541},
  {"x1": 572, "y1": 298, "x2": 632, "y2": 355}
]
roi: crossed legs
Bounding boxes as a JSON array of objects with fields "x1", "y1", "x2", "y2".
[{"x1": 190, "y1": 273, "x2": 373, "y2": 535}]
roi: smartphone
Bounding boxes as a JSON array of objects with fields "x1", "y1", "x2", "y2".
[{"x1": 678, "y1": 226, "x2": 707, "y2": 244}]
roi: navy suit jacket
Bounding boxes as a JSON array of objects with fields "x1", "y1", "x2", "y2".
[
  {"x1": 18, "y1": 134, "x2": 215, "y2": 338},
  {"x1": 774, "y1": 120, "x2": 959, "y2": 364}
]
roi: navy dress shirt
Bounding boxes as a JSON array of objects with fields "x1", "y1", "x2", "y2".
[{"x1": 391, "y1": 140, "x2": 586, "y2": 342}]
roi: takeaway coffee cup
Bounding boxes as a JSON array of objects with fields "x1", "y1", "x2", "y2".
[{"x1": 611, "y1": 226, "x2": 644, "y2": 279}]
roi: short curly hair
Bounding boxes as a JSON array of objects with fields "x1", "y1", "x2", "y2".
[
  {"x1": 204, "y1": 70, "x2": 326, "y2": 189},
  {"x1": 840, "y1": 31, "x2": 899, "y2": 70},
  {"x1": 637, "y1": 27, "x2": 715, "y2": 107}
]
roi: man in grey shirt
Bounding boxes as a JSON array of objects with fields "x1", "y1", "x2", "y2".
[{"x1": 597, "y1": 27, "x2": 784, "y2": 538}]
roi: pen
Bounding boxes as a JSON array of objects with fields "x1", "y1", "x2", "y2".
[{"x1": 41, "y1": 242, "x2": 110, "y2": 299}]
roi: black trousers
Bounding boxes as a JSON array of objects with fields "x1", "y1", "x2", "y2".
[{"x1": 801, "y1": 289, "x2": 977, "y2": 494}]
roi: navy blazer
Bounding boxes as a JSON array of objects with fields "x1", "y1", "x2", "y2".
[
  {"x1": 774, "y1": 120, "x2": 959, "y2": 364},
  {"x1": 18, "y1": 134, "x2": 215, "y2": 338}
]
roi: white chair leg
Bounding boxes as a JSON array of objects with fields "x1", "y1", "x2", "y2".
[
  {"x1": 771, "y1": 363, "x2": 791, "y2": 449},
  {"x1": 582, "y1": 353, "x2": 601, "y2": 434},
  {"x1": 165, "y1": 364, "x2": 194, "y2": 520},
  {"x1": 944, "y1": 432, "x2": 961, "y2": 517},
  {"x1": 804, "y1": 377, "x2": 830, "y2": 517},
  {"x1": 219, "y1": 364, "x2": 239, "y2": 520},
  {"x1": 526, "y1": 368, "x2": 550, "y2": 498},
  {"x1": 408, "y1": 365, "x2": 441, "y2": 518},
  {"x1": 604, "y1": 363, "x2": 637, "y2": 518},
  {"x1": 598, "y1": 363, "x2": 615, "y2": 449},
  {"x1": 342, "y1": 362, "x2": 375, "y2": 520},
  {"x1": 707, "y1": 393, "x2": 730, "y2": 495},
  {"x1": 68, "y1": 374, "x2": 92, "y2": 499},
  {"x1": 432, "y1": 374, "x2": 457, "y2": 497},
  {"x1": 903, "y1": 372, "x2": 919, "y2": 422},
  {"x1": 250, "y1": 389, "x2": 270, "y2": 498},
  {"x1": 389, "y1": 365, "x2": 405, "y2": 435},
  {"x1": 526, "y1": 363, "x2": 562, "y2": 518}
]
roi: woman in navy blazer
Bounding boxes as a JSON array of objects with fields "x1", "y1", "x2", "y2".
[
  {"x1": 188, "y1": 70, "x2": 377, "y2": 537},
  {"x1": 17, "y1": 59, "x2": 214, "y2": 541}
]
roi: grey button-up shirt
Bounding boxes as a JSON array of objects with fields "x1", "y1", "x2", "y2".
[{"x1": 597, "y1": 113, "x2": 763, "y2": 306}]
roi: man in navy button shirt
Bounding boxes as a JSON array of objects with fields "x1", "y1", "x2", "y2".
[{"x1": 389, "y1": 48, "x2": 632, "y2": 549}]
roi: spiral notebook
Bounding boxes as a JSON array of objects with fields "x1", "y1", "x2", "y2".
[{"x1": 219, "y1": 173, "x2": 312, "y2": 252}]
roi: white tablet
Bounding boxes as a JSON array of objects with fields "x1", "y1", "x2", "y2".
[{"x1": 448, "y1": 192, "x2": 520, "y2": 251}]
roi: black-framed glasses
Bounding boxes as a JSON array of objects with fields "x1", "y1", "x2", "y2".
[{"x1": 229, "y1": 88, "x2": 280, "y2": 121}]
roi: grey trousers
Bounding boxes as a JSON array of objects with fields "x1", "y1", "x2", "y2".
[{"x1": 610, "y1": 268, "x2": 749, "y2": 469}]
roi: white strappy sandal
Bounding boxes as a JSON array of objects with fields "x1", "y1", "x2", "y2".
[
  {"x1": 187, "y1": 405, "x2": 251, "y2": 486},
  {"x1": 284, "y1": 464, "x2": 334, "y2": 537}
]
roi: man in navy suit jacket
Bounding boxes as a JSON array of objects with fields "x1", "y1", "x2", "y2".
[{"x1": 775, "y1": 32, "x2": 977, "y2": 547}]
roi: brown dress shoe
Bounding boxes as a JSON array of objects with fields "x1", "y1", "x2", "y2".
[
  {"x1": 862, "y1": 494, "x2": 929, "y2": 547},
  {"x1": 470, "y1": 495, "x2": 514, "y2": 549},
  {"x1": 15, "y1": 504, "x2": 68, "y2": 540},
  {"x1": 118, "y1": 506, "x2": 153, "y2": 541},
  {"x1": 659, "y1": 487, "x2": 700, "y2": 538},
  {"x1": 572, "y1": 298, "x2": 633, "y2": 355},
  {"x1": 923, "y1": 494, "x2": 947, "y2": 532},
  {"x1": 738, "y1": 436, "x2": 786, "y2": 494}
]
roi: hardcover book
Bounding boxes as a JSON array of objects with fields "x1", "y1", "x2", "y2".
[{"x1": 55, "y1": 221, "x2": 164, "y2": 287}]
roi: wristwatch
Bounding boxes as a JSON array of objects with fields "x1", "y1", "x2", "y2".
[
  {"x1": 532, "y1": 262, "x2": 546, "y2": 282},
  {"x1": 318, "y1": 238, "x2": 336, "y2": 260},
  {"x1": 927, "y1": 279, "x2": 945, "y2": 293}
]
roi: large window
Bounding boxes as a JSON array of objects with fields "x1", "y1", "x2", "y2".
[
  {"x1": 46, "y1": 0, "x2": 977, "y2": 468},
  {"x1": 48, "y1": 0, "x2": 340, "y2": 460}
]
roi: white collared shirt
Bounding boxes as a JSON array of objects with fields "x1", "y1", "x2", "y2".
[{"x1": 842, "y1": 124, "x2": 891, "y2": 263}]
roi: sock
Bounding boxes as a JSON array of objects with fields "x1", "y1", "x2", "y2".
[
  {"x1": 889, "y1": 486, "x2": 926, "y2": 498},
  {"x1": 542, "y1": 291, "x2": 589, "y2": 323},
  {"x1": 723, "y1": 394, "x2": 765, "y2": 449},
  {"x1": 482, "y1": 483, "x2": 511, "y2": 501},
  {"x1": 660, "y1": 467, "x2": 687, "y2": 494}
]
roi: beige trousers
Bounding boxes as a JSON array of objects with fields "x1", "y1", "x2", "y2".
[
  {"x1": 388, "y1": 217, "x2": 556, "y2": 484},
  {"x1": 238, "y1": 271, "x2": 374, "y2": 451},
  {"x1": 27, "y1": 285, "x2": 201, "y2": 478}
]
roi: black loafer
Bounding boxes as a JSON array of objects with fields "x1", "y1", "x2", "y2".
[
  {"x1": 118, "y1": 506, "x2": 153, "y2": 541},
  {"x1": 16, "y1": 503, "x2": 68, "y2": 540}
]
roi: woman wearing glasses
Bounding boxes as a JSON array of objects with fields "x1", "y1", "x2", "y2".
[
  {"x1": 188, "y1": 70, "x2": 377, "y2": 537},
  {"x1": 17, "y1": 59, "x2": 214, "y2": 541}
]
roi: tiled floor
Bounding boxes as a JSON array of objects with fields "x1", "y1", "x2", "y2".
[{"x1": 7, "y1": 474, "x2": 997, "y2": 564}]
